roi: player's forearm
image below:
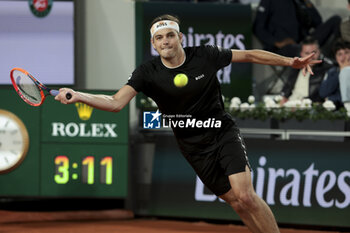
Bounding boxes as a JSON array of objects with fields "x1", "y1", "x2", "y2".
[
  {"x1": 77, "y1": 92, "x2": 124, "y2": 113},
  {"x1": 242, "y1": 49, "x2": 293, "y2": 67},
  {"x1": 56, "y1": 85, "x2": 136, "y2": 111}
]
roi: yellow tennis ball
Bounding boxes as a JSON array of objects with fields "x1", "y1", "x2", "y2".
[{"x1": 173, "y1": 73, "x2": 188, "y2": 88}]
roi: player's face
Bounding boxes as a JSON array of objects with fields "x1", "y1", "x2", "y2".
[
  {"x1": 300, "y1": 44, "x2": 320, "y2": 66},
  {"x1": 151, "y1": 28, "x2": 183, "y2": 59}
]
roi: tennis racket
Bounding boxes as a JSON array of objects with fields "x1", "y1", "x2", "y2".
[{"x1": 10, "y1": 67, "x2": 71, "y2": 106}]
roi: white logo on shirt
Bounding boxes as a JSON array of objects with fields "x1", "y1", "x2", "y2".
[{"x1": 195, "y1": 74, "x2": 205, "y2": 81}]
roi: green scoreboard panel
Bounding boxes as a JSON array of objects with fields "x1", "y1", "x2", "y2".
[
  {"x1": 0, "y1": 88, "x2": 128, "y2": 198},
  {"x1": 41, "y1": 144, "x2": 127, "y2": 197}
]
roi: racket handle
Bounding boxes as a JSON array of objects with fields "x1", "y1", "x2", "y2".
[
  {"x1": 50, "y1": 89, "x2": 72, "y2": 100},
  {"x1": 50, "y1": 89, "x2": 59, "y2": 96}
]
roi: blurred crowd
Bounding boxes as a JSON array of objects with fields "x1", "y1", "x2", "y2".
[{"x1": 253, "y1": 0, "x2": 350, "y2": 112}]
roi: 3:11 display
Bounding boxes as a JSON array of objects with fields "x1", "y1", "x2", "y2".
[{"x1": 54, "y1": 155, "x2": 113, "y2": 185}]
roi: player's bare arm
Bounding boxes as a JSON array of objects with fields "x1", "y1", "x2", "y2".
[
  {"x1": 231, "y1": 49, "x2": 322, "y2": 75},
  {"x1": 55, "y1": 84, "x2": 137, "y2": 112}
]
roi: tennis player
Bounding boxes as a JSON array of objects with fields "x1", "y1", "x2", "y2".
[{"x1": 55, "y1": 14, "x2": 320, "y2": 233}]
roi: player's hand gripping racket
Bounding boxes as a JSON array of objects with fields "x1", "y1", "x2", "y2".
[{"x1": 10, "y1": 67, "x2": 71, "y2": 106}]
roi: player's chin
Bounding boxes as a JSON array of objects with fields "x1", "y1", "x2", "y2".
[{"x1": 160, "y1": 51, "x2": 175, "y2": 59}]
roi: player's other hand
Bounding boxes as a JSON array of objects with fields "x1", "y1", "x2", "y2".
[
  {"x1": 55, "y1": 88, "x2": 79, "y2": 104},
  {"x1": 291, "y1": 52, "x2": 322, "y2": 75}
]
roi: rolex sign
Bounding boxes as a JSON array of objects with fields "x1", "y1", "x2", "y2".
[{"x1": 41, "y1": 90, "x2": 128, "y2": 144}]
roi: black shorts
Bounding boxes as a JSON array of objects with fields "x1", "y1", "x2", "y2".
[{"x1": 178, "y1": 126, "x2": 251, "y2": 196}]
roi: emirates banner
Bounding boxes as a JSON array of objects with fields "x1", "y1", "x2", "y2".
[{"x1": 142, "y1": 135, "x2": 350, "y2": 227}]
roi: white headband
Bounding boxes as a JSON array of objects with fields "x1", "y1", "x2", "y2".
[{"x1": 150, "y1": 20, "x2": 180, "y2": 38}]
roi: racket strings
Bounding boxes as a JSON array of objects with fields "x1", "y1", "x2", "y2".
[{"x1": 14, "y1": 71, "x2": 42, "y2": 104}]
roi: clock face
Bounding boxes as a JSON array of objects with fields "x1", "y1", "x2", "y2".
[{"x1": 0, "y1": 110, "x2": 29, "y2": 174}]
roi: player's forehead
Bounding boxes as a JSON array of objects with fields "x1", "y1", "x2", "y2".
[{"x1": 153, "y1": 28, "x2": 178, "y2": 38}]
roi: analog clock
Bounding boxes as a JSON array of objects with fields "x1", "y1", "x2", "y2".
[{"x1": 0, "y1": 109, "x2": 29, "y2": 174}]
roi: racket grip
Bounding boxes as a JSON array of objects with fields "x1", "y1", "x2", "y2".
[
  {"x1": 50, "y1": 89, "x2": 59, "y2": 96},
  {"x1": 50, "y1": 89, "x2": 71, "y2": 100}
]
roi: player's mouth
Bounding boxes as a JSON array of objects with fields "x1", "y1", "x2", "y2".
[{"x1": 162, "y1": 47, "x2": 173, "y2": 51}]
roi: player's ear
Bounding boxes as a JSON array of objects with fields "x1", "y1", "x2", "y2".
[
  {"x1": 179, "y1": 32, "x2": 183, "y2": 44},
  {"x1": 151, "y1": 37, "x2": 156, "y2": 50}
]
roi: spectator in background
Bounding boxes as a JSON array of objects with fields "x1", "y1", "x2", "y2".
[
  {"x1": 253, "y1": 0, "x2": 341, "y2": 57},
  {"x1": 280, "y1": 37, "x2": 332, "y2": 104},
  {"x1": 319, "y1": 40, "x2": 350, "y2": 109},
  {"x1": 340, "y1": 0, "x2": 350, "y2": 42},
  {"x1": 340, "y1": 67, "x2": 350, "y2": 115},
  {"x1": 338, "y1": 41, "x2": 350, "y2": 113}
]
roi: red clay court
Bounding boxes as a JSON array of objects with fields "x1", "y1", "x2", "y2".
[{"x1": 0, "y1": 210, "x2": 347, "y2": 233}]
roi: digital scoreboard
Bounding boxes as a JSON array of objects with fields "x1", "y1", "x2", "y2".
[{"x1": 40, "y1": 144, "x2": 128, "y2": 197}]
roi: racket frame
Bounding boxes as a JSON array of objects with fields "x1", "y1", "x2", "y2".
[{"x1": 10, "y1": 67, "x2": 54, "y2": 106}]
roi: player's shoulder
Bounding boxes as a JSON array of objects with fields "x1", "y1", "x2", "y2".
[
  {"x1": 185, "y1": 45, "x2": 222, "y2": 57},
  {"x1": 185, "y1": 44, "x2": 220, "y2": 52},
  {"x1": 136, "y1": 57, "x2": 162, "y2": 74}
]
